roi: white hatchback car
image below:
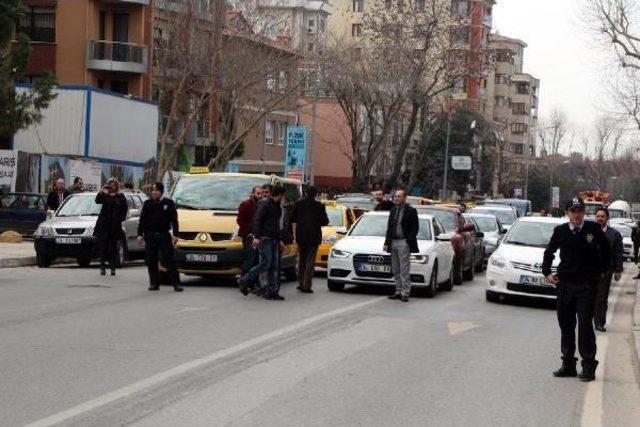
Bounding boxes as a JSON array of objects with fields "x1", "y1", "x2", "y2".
[
  {"x1": 486, "y1": 216, "x2": 565, "y2": 302},
  {"x1": 327, "y1": 211, "x2": 455, "y2": 297}
]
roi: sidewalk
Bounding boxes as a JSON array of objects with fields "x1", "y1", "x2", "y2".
[
  {"x1": 0, "y1": 241, "x2": 37, "y2": 268},
  {"x1": 633, "y1": 276, "x2": 640, "y2": 383}
]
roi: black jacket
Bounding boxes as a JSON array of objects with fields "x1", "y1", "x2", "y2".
[
  {"x1": 542, "y1": 221, "x2": 611, "y2": 283},
  {"x1": 46, "y1": 190, "x2": 70, "y2": 211},
  {"x1": 384, "y1": 204, "x2": 420, "y2": 253},
  {"x1": 138, "y1": 197, "x2": 179, "y2": 236},
  {"x1": 253, "y1": 197, "x2": 283, "y2": 240},
  {"x1": 604, "y1": 226, "x2": 624, "y2": 274},
  {"x1": 94, "y1": 192, "x2": 127, "y2": 239},
  {"x1": 375, "y1": 200, "x2": 394, "y2": 212},
  {"x1": 291, "y1": 198, "x2": 330, "y2": 246}
]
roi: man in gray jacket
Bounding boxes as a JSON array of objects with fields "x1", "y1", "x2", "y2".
[{"x1": 594, "y1": 208, "x2": 624, "y2": 332}]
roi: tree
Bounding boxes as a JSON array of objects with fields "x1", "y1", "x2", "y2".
[
  {"x1": 575, "y1": 115, "x2": 625, "y2": 190},
  {"x1": 589, "y1": 0, "x2": 640, "y2": 70},
  {"x1": 538, "y1": 107, "x2": 570, "y2": 156},
  {"x1": 0, "y1": 0, "x2": 56, "y2": 144}
]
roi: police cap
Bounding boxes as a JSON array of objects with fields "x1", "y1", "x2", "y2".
[{"x1": 565, "y1": 197, "x2": 585, "y2": 211}]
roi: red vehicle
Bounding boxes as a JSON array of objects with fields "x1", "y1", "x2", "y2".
[{"x1": 417, "y1": 206, "x2": 477, "y2": 285}]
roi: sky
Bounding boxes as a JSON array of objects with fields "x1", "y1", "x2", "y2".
[{"x1": 492, "y1": 0, "x2": 614, "y2": 137}]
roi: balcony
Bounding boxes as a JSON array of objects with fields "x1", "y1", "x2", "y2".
[
  {"x1": 86, "y1": 40, "x2": 148, "y2": 74},
  {"x1": 101, "y1": 0, "x2": 150, "y2": 4}
]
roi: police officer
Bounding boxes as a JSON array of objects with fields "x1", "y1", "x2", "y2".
[
  {"x1": 137, "y1": 182, "x2": 183, "y2": 292},
  {"x1": 542, "y1": 197, "x2": 610, "y2": 382}
]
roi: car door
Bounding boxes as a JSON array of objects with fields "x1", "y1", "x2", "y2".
[
  {"x1": 432, "y1": 219, "x2": 448, "y2": 279},
  {"x1": 122, "y1": 195, "x2": 141, "y2": 253}
]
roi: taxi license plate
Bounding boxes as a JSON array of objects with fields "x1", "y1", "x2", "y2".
[
  {"x1": 186, "y1": 253, "x2": 218, "y2": 263},
  {"x1": 358, "y1": 263, "x2": 391, "y2": 273},
  {"x1": 519, "y1": 275, "x2": 549, "y2": 286},
  {"x1": 55, "y1": 237, "x2": 81, "y2": 244}
]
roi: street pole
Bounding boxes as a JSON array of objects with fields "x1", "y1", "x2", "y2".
[
  {"x1": 308, "y1": 2, "x2": 326, "y2": 186},
  {"x1": 442, "y1": 112, "x2": 451, "y2": 201},
  {"x1": 262, "y1": 138, "x2": 267, "y2": 174}
]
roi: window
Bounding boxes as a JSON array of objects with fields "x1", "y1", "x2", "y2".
[
  {"x1": 266, "y1": 71, "x2": 276, "y2": 91},
  {"x1": 516, "y1": 82, "x2": 529, "y2": 94},
  {"x1": 496, "y1": 50, "x2": 514, "y2": 64},
  {"x1": 353, "y1": 0, "x2": 364, "y2": 12},
  {"x1": 265, "y1": 120, "x2": 274, "y2": 145},
  {"x1": 352, "y1": 23, "x2": 363, "y2": 37},
  {"x1": 307, "y1": 19, "x2": 315, "y2": 33},
  {"x1": 494, "y1": 74, "x2": 511, "y2": 85},
  {"x1": 18, "y1": 7, "x2": 55, "y2": 42},
  {"x1": 451, "y1": 0, "x2": 469, "y2": 19},
  {"x1": 510, "y1": 143, "x2": 524, "y2": 154},
  {"x1": 278, "y1": 70, "x2": 288, "y2": 91},
  {"x1": 453, "y1": 77, "x2": 467, "y2": 93},
  {"x1": 512, "y1": 103, "x2": 528, "y2": 115},
  {"x1": 277, "y1": 122, "x2": 287, "y2": 145},
  {"x1": 511, "y1": 123, "x2": 528, "y2": 134},
  {"x1": 111, "y1": 80, "x2": 128, "y2": 95},
  {"x1": 494, "y1": 96, "x2": 511, "y2": 108},
  {"x1": 450, "y1": 27, "x2": 469, "y2": 44},
  {"x1": 307, "y1": 42, "x2": 315, "y2": 53}
]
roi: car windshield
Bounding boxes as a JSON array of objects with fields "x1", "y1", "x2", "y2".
[
  {"x1": 609, "y1": 209, "x2": 625, "y2": 219},
  {"x1": 470, "y1": 208, "x2": 516, "y2": 225},
  {"x1": 172, "y1": 176, "x2": 266, "y2": 211},
  {"x1": 349, "y1": 215, "x2": 432, "y2": 240},
  {"x1": 470, "y1": 216, "x2": 498, "y2": 232},
  {"x1": 503, "y1": 221, "x2": 557, "y2": 248},
  {"x1": 326, "y1": 207, "x2": 344, "y2": 227},
  {"x1": 613, "y1": 225, "x2": 632, "y2": 237},
  {"x1": 420, "y1": 209, "x2": 457, "y2": 232},
  {"x1": 56, "y1": 195, "x2": 100, "y2": 217},
  {"x1": 335, "y1": 197, "x2": 375, "y2": 210},
  {"x1": 486, "y1": 200, "x2": 530, "y2": 216}
]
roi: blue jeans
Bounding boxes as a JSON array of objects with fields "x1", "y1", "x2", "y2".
[{"x1": 241, "y1": 240, "x2": 281, "y2": 296}]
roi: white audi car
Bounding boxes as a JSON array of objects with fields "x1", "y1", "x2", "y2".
[
  {"x1": 327, "y1": 211, "x2": 455, "y2": 297},
  {"x1": 486, "y1": 216, "x2": 564, "y2": 302}
]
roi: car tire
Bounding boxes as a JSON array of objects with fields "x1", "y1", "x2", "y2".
[
  {"x1": 327, "y1": 280, "x2": 345, "y2": 292},
  {"x1": 36, "y1": 253, "x2": 51, "y2": 268},
  {"x1": 424, "y1": 263, "x2": 437, "y2": 298},
  {"x1": 77, "y1": 256, "x2": 91, "y2": 268},
  {"x1": 284, "y1": 267, "x2": 297, "y2": 282},
  {"x1": 453, "y1": 256, "x2": 463, "y2": 285},
  {"x1": 463, "y1": 254, "x2": 475, "y2": 281},
  {"x1": 114, "y1": 239, "x2": 127, "y2": 268},
  {"x1": 486, "y1": 290, "x2": 501, "y2": 303},
  {"x1": 441, "y1": 264, "x2": 454, "y2": 292}
]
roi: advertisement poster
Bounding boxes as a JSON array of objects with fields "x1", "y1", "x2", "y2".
[
  {"x1": 41, "y1": 155, "x2": 70, "y2": 194},
  {"x1": 285, "y1": 126, "x2": 307, "y2": 183},
  {"x1": 0, "y1": 150, "x2": 16, "y2": 192},
  {"x1": 70, "y1": 159, "x2": 102, "y2": 192}
]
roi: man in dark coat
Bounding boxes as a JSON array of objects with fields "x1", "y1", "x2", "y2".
[
  {"x1": 383, "y1": 187, "x2": 419, "y2": 302},
  {"x1": 291, "y1": 186, "x2": 329, "y2": 293},
  {"x1": 542, "y1": 197, "x2": 610, "y2": 382},
  {"x1": 593, "y1": 208, "x2": 623, "y2": 332},
  {"x1": 94, "y1": 178, "x2": 128, "y2": 276},
  {"x1": 46, "y1": 178, "x2": 70, "y2": 211},
  {"x1": 237, "y1": 186, "x2": 263, "y2": 295}
]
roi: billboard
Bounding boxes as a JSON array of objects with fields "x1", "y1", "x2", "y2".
[{"x1": 285, "y1": 126, "x2": 307, "y2": 182}]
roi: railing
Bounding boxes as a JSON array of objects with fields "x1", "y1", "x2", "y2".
[{"x1": 86, "y1": 40, "x2": 148, "y2": 74}]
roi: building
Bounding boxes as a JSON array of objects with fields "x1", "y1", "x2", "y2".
[{"x1": 20, "y1": 0, "x2": 153, "y2": 99}]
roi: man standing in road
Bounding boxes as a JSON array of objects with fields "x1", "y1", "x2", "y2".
[
  {"x1": 137, "y1": 182, "x2": 183, "y2": 292},
  {"x1": 46, "y1": 178, "x2": 70, "y2": 211},
  {"x1": 238, "y1": 185, "x2": 288, "y2": 301},
  {"x1": 374, "y1": 187, "x2": 394, "y2": 211},
  {"x1": 291, "y1": 186, "x2": 329, "y2": 294},
  {"x1": 542, "y1": 197, "x2": 610, "y2": 382},
  {"x1": 593, "y1": 208, "x2": 623, "y2": 332},
  {"x1": 383, "y1": 187, "x2": 419, "y2": 303},
  {"x1": 237, "y1": 186, "x2": 263, "y2": 295}
]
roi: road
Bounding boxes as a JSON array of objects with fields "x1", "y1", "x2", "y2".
[{"x1": 1, "y1": 263, "x2": 639, "y2": 427}]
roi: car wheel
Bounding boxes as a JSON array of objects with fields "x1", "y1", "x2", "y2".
[
  {"x1": 453, "y1": 256, "x2": 463, "y2": 285},
  {"x1": 463, "y1": 254, "x2": 475, "y2": 281},
  {"x1": 327, "y1": 280, "x2": 345, "y2": 292},
  {"x1": 77, "y1": 256, "x2": 91, "y2": 268},
  {"x1": 36, "y1": 253, "x2": 51, "y2": 268},
  {"x1": 486, "y1": 290, "x2": 501, "y2": 303},
  {"x1": 114, "y1": 239, "x2": 127, "y2": 268},
  {"x1": 284, "y1": 267, "x2": 297, "y2": 282},
  {"x1": 424, "y1": 263, "x2": 437, "y2": 298},
  {"x1": 441, "y1": 264, "x2": 454, "y2": 292}
]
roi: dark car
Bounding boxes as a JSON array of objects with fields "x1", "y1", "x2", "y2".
[
  {"x1": 0, "y1": 192, "x2": 47, "y2": 236},
  {"x1": 416, "y1": 206, "x2": 477, "y2": 285},
  {"x1": 463, "y1": 214, "x2": 486, "y2": 273}
]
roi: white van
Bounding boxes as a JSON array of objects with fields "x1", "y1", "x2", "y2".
[{"x1": 608, "y1": 200, "x2": 631, "y2": 219}]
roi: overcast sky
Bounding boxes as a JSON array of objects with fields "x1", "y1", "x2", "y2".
[{"x1": 493, "y1": 0, "x2": 614, "y2": 136}]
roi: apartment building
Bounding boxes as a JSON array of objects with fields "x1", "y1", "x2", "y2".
[{"x1": 21, "y1": 0, "x2": 153, "y2": 99}]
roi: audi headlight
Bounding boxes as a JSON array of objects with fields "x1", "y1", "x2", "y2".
[
  {"x1": 35, "y1": 225, "x2": 54, "y2": 237},
  {"x1": 330, "y1": 248, "x2": 352, "y2": 258},
  {"x1": 410, "y1": 254, "x2": 429, "y2": 264},
  {"x1": 489, "y1": 255, "x2": 510, "y2": 270},
  {"x1": 323, "y1": 234, "x2": 339, "y2": 245}
]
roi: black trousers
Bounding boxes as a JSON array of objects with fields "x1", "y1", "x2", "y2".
[
  {"x1": 99, "y1": 236, "x2": 119, "y2": 268},
  {"x1": 594, "y1": 272, "x2": 613, "y2": 327},
  {"x1": 144, "y1": 232, "x2": 180, "y2": 286},
  {"x1": 557, "y1": 280, "x2": 597, "y2": 367},
  {"x1": 297, "y1": 244, "x2": 318, "y2": 291}
]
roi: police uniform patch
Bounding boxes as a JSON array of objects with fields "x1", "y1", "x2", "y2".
[{"x1": 586, "y1": 233, "x2": 594, "y2": 243}]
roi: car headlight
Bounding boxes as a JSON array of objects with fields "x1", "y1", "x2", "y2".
[
  {"x1": 330, "y1": 248, "x2": 352, "y2": 258},
  {"x1": 489, "y1": 255, "x2": 510, "y2": 269},
  {"x1": 323, "y1": 234, "x2": 339, "y2": 245},
  {"x1": 410, "y1": 254, "x2": 429, "y2": 264},
  {"x1": 35, "y1": 225, "x2": 54, "y2": 237}
]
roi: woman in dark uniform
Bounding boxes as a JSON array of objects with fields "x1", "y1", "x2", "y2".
[{"x1": 94, "y1": 178, "x2": 127, "y2": 276}]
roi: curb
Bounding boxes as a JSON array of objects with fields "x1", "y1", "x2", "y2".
[
  {"x1": 0, "y1": 256, "x2": 37, "y2": 268},
  {"x1": 633, "y1": 277, "x2": 640, "y2": 386}
]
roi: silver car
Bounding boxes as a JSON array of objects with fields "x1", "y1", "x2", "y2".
[
  {"x1": 34, "y1": 192, "x2": 147, "y2": 268},
  {"x1": 467, "y1": 213, "x2": 506, "y2": 263}
]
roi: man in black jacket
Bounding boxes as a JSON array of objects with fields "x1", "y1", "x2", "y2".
[
  {"x1": 238, "y1": 185, "x2": 287, "y2": 300},
  {"x1": 46, "y1": 178, "x2": 70, "y2": 211},
  {"x1": 137, "y1": 182, "x2": 183, "y2": 292},
  {"x1": 542, "y1": 197, "x2": 610, "y2": 382},
  {"x1": 374, "y1": 188, "x2": 394, "y2": 211},
  {"x1": 383, "y1": 187, "x2": 419, "y2": 302},
  {"x1": 291, "y1": 186, "x2": 329, "y2": 293}
]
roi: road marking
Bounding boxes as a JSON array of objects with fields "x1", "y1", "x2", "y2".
[
  {"x1": 448, "y1": 321, "x2": 480, "y2": 336},
  {"x1": 580, "y1": 279, "x2": 624, "y2": 427},
  {"x1": 25, "y1": 296, "x2": 385, "y2": 427}
]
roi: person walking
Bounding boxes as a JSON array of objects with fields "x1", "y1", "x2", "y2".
[
  {"x1": 137, "y1": 182, "x2": 183, "y2": 292},
  {"x1": 593, "y1": 208, "x2": 623, "y2": 332},
  {"x1": 94, "y1": 178, "x2": 127, "y2": 276},
  {"x1": 291, "y1": 186, "x2": 329, "y2": 294},
  {"x1": 46, "y1": 178, "x2": 70, "y2": 211},
  {"x1": 238, "y1": 185, "x2": 287, "y2": 301},
  {"x1": 237, "y1": 186, "x2": 263, "y2": 295},
  {"x1": 542, "y1": 197, "x2": 610, "y2": 382},
  {"x1": 383, "y1": 187, "x2": 419, "y2": 303},
  {"x1": 374, "y1": 187, "x2": 394, "y2": 211}
]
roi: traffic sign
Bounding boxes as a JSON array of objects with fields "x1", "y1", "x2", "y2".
[
  {"x1": 514, "y1": 188, "x2": 522, "y2": 197},
  {"x1": 451, "y1": 156, "x2": 472, "y2": 171},
  {"x1": 552, "y1": 187, "x2": 560, "y2": 209}
]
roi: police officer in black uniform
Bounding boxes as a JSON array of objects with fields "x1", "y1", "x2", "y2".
[
  {"x1": 542, "y1": 197, "x2": 610, "y2": 382},
  {"x1": 137, "y1": 182, "x2": 183, "y2": 292}
]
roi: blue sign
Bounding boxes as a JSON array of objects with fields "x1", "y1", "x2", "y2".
[
  {"x1": 285, "y1": 126, "x2": 307, "y2": 182},
  {"x1": 227, "y1": 162, "x2": 239, "y2": 173}
]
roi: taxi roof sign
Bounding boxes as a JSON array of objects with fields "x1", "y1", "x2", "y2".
[{"x1": 189, "y1": 166, "x2": 210, "y2": 174}]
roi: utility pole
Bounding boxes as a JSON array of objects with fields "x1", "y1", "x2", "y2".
[
  {"x1": 442, "y1": 113, "x2": 451, "y2": 201},
  {"x1": 307, "y1": 1, "x2": 326, "y2": 186}
]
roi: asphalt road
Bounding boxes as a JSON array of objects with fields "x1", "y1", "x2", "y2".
[{"x1": 1, "y1": 263, "x2": 639, "y2": 427}]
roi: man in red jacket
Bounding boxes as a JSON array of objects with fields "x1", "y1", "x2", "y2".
[{"x1": 237, "y1": 186, "x2": 263, "y2": 295}]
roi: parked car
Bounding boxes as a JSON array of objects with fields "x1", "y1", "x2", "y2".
[
  {"x1": 484, "y1": 199, "x2": 531, "y2": 217},
  {"x1": 315, "y1": 201, "x2": 356, "y2": 268},
  {"x1": 416, "y1": 206, "x2": 476, "y2": 285},
  {"x1": 611, "y1": 223, "x2": 634, "y2": 260},
  {"x1": 469, "y1": 205, "x2": 518, "y2": 231},
  {"x1": 327, "y1": 211, "x2": 454, "y2": 297},
  {"x1": 467, "y1": 213, "x2": 506, "y2": 264},
  {"x1": 33, "y1": 192, "x2": 147, "y2": 268},
  {"x1": 0, "y1": 192, "x2": 47, "y2": 236},
  {"x1": 486, "y1": 216, "x2": 564, "y2": 303},
  {"x1": 463, "y1": 214, "x2": 486, "y2": 272}
]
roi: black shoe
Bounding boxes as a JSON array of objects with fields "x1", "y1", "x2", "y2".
[
  {"x1": 256, "y1": 288, "x2": 266, "y2": 297},
  {"x1": 174, "y1": 285, "x2": 184, "y2": 292},
  {"x1": 553, "y1": 365, "x2": 578, "y2": 378},
  {"x1": 401, "y1": 295, "x2": 409, "y2": 303},
  {"x1": 238, "y1": 278, "x2": 249, "y2": 296},
  {"x1": 264, "y1": 294, "x2": 285, "y2": 301},
  {"x1": 148, "y1": 285, "x2": 160, "y2": 291},
  {"x1": 296, "y1": 286, "x2": 303, "y2": 291},
  {"x1": 579, "y1": 369, "x2": 596, "y2": 382},
  {"x1": 110, "y1": 268, "x2": 116, "y2": 276},
  {"x1": 300, "y1": 289, "x2": 314, "y2": 294},
  {"x1": 595, "y1": 324, "x2": 606, "y2": 332},
  {"x1": 388, "y1": 294, "x2": 401, "y2": 300}
]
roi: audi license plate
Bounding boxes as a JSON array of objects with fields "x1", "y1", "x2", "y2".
[
  {"x1": 55, "y1": 237, "x2": 81, "y2": 244},
  {"x1": 358, "y1": 263, "x2": 391, "y2": 273},
  {"x1": 519, "y1": 275, "x2": 549, "y2": 286},
  {"x1": 186, "y1": 253, "x2": 218, "y2": 263}
]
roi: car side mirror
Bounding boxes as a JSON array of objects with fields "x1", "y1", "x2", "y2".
[
  {"x1": 46, "y1": 210, "x2": 55, "y2": 219},
  {"x1": 462, "y1": 223, "x2": 475, "y2": 233}
]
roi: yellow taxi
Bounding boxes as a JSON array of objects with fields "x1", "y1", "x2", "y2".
[
  {"x1": 170, "y1": 170, "x2": 301, "y2": 279},
  {"x1": 315, "y1": 201, "x2": 356, "y2": 268}
]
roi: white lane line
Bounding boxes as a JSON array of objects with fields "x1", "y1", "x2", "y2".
[
  {"x1": 580, "y1": 279, "x2": 624, "y2": 427},
  {"x1": 25, "y1": 296, "x2": 385, "y2": 427}
]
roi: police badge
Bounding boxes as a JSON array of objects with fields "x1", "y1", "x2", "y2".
[{"x1": 586, "y1": 233, "x2": 594, "y2": 244}]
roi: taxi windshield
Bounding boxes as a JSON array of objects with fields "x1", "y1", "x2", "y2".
[
  {"x1": 172, "y1": 176, "x2": 266, "y2": 211},
  {"x1": 56, "y1": 195, "x2": 100, "y2": 217},
  {"x1": 326, "y1": 207, "x2": 344, "y2": 227}
]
